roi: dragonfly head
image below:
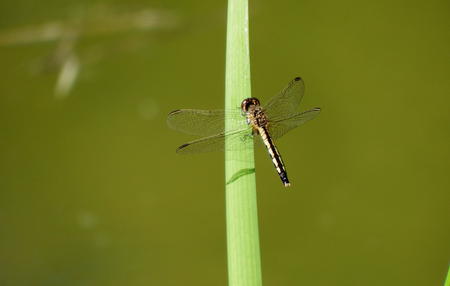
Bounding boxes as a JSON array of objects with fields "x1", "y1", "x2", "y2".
[{"x1": 241, "y1": 97, "x2": 261, "y2": 113}]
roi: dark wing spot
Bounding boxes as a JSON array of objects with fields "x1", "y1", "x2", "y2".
[
  {"x1": 294, "y1": 77, "x2": 302, "y2": 81},
  {"x1": 176, "y1": 143, "x2": 189, "y2": 153},
  {"x1": 168, "y1": 109, "x2": 181, "y2": 116}
]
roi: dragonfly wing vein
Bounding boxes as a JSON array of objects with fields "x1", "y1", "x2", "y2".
[
  {"x1": 268, "y1": 107, "x2": 321, "y2": 140},
  {"x1": 263, "y1": 77, "x2": 305, "y2": 122},
  {"x1": 167, "y1": 109, "x2": 242, "y2": 137},
  {"x1": 176, "y1": 128, "x2": 252, "y2": 154}
]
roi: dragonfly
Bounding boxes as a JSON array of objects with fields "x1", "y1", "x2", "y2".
[{"x1": 167, "y1": 77, "x2": 320, "y2": 187}]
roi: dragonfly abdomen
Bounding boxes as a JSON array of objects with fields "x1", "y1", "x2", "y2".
[{"x1": 259, "y1": 127, "x2": 290, "y2": 187}]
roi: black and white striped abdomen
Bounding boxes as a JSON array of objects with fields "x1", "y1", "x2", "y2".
[{"x1": 259, "y1": 127, "x2": 290, "y2": 187}]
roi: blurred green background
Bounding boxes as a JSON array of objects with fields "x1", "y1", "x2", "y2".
[{"x1": 1, "y1": 0, "x2": 449, "y2": 285}]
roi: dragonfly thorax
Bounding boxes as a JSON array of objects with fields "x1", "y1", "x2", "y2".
[
  {"x1": 245, "y1": 109, "x2": 269, "y2": 130},
  {"x1": 242, "y1": 97, "x2": 266, "y2": 127}
]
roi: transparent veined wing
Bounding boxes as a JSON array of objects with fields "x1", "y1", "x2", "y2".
[
  {"x1": 167, "y1": 109, "x2": 243, "y2": 137},
  {"x1": 268, "y1": 107, "x2": 321, "y2": 140},
  {"x1": 176, "y1": 127, "x2": 253, "y2": 154},
  {"x1": 263, "y1": 77, "x2": 305, "y2": 122}
]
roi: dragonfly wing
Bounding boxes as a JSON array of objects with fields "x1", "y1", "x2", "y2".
[
  {"x1": 268, "y1": 107, "x2": 321, "y2": 140},
  {"x1": 176, "y1": 128, "x2": 253, "y2": 154},
  {"x1": 167, "y1": 109, "x2": 242, "y2": 137},
  {"x1": 263, "y1": 77, "x2": 305, "y2": 122}
]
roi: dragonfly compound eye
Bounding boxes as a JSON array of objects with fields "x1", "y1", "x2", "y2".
[{"x1": 241, "y1": 97, "x2": 261, "y2": 112}]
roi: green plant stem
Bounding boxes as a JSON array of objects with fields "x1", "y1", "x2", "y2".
[
  {"x1": 444, "y1": 265, "x2": 450, "y2": 286},
  {"x1": 224, "y1": 0, "x2": 262, "y2": 285}
]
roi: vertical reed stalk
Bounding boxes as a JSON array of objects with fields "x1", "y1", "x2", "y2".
[{"x1": 225, "y1": 0, "x2": 262, "y2": 285}]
